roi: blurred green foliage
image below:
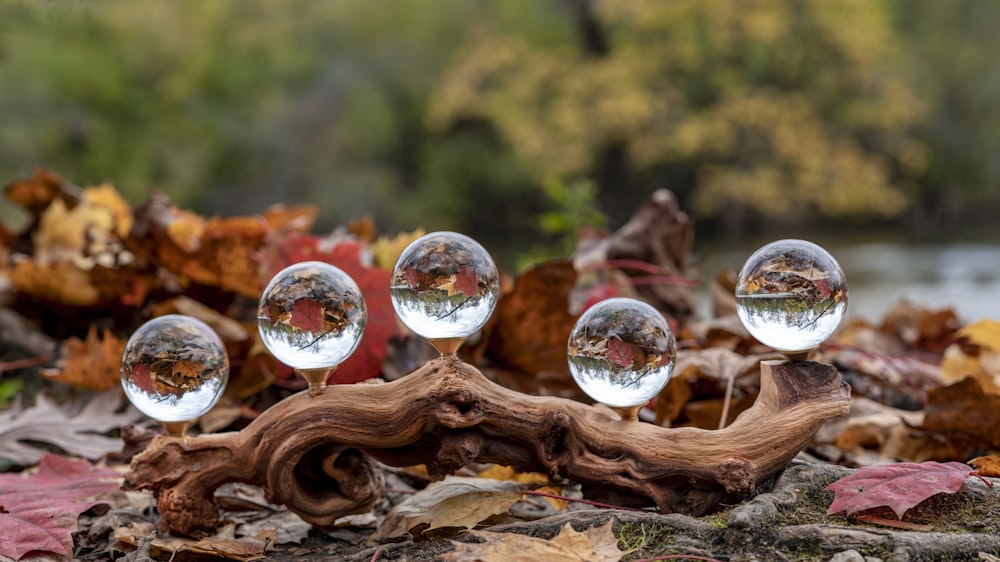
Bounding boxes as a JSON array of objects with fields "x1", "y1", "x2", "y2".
[{"x1": 1, "y1": 0, "x2": 998, "y2": 264}]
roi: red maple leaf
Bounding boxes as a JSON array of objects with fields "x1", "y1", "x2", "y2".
[
  {"x1": 826, "y1": 461, "x2": 987, "y2": 519},
  {"x1": 288, "y1": 298, "x2": 325, "y2": 333},
  {"x1": 405, "y1": 266, "x2": 420, "y2": 289},
  {"x1": 257, "y1": 233, "x2": 400, "y2": 384},
  {"x1": 0, "y1": 454, "x2": 120, "y2": 560},
  {"x1": 607, "y1": 337, "x2": 634, "y2": 370},
  {"x1": 130, "y1": 363, "x2": 156, "y2": 394},
  {"x1": 453, "y1": 265, "x2": 478, "y2": 297}
]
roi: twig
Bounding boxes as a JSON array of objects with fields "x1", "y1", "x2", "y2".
[
  {"x1": 635, "y1": 554, "x2": 722, "y2": 562},
  {"x1": 0, "y1": 354, "x2": 52, "y2": 373},
  {"x1": 718, "y1": 372, "x2": 735, "y2": 430},
  {"x1": 522, "y1": 490, "x2": 647, "y2": 512}
]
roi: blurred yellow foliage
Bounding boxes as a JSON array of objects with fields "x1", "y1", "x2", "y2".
[{"x1": 430, "y1": 0, "x2": 926, "y2": 220}]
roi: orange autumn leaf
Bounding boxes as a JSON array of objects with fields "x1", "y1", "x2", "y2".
[
  {"x1": 3, "y1": 168, "x2": 79, "y2": 216},
  {"x1": 128, "y1": 192, "x2": 317, "y2": 298},
  {"x1": 43, "y1": 326, "x2": 127, "y2": 391},
  {"x1": 9, "y1": 260, "x2": 102, "y2": 306},
  {"x1": 969, "y1": 455, "x2": 1000, "y2": 478}
]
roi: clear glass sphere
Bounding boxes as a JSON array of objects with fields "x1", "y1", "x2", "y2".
[
  {"x1": 390, "y1": 231, "x2": 500, "y2": 339},
  {"x1": 120, "y1": 314, "x2": 229, "y2": 423},
  {"x1": 257, "y1": 261, "x2": 367, "y2": 370},
  {"x1": 567, "y1": 298, "x2": 676, "y2": 408},
  {"x1": 735, "y1": 239, "x2": 848, "y2": 353}
]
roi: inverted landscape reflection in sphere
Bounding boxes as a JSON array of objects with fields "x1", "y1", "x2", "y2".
[
  {"x1": 735, "y1": 239, "x2": 848, "y2": 354},
  {"x1": 567, "y1": 298, "x2": 676, "y2": 409},
  {"x1": 390, "y1": 231, "x2": 500, "y2": 340},
  {"x1": 120, "y1": 314, "x2": 229, "y2": 423},
  {"x1": 258, "y1": 261, "x2": 367, "y2": 370}
]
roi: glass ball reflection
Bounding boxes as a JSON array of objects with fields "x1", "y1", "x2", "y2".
[
  {"x1": 567, "y1": 298, "x2": 676, "y2": 409},
  {"x1": 390, "y1": 231, "x2": 500, "y2": 340},
  {"x1": 735, "y1": 239, "x2": 848, "y2": 354},
  {"x1": 257, "y1": 261, "x2": 367, "y2": 370},
  {"x1": 120, "y1": 314, "x2": 229, "y2": 423}
]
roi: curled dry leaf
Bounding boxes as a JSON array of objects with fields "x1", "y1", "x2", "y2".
[
  {"x1": 42, "y1": 325, "x2": 126, "y2": 391},
  {"x1": 922, "y1": 377, "x2": 1000, "y2": 456},
  {"x1": 0, "y1": 390, "x2": 143, "y2": 465},
  {"x1": 442, "y1": 520, "x2": 627, "y2": 562},
  {"x1": 113, "y1": 521, "x2": 273, "y2": 561},
  {"x1": 370, "y1": 476, "x2": 529, "y2": 542},
  {"x1": 486, "y1": 260, "x2": 578, "y2": 382}
]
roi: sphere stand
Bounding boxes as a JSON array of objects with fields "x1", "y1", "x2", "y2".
[{"x1": 125, "y1": 355, "x2": 849, "y2": 536}]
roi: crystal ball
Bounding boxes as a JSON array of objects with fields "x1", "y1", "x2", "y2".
[
  {"x1": 258, "y1": 261, "x2": 367, "y2": 370},
  {"x1": 390, "y1": 231, "x2": 500, "y2": 340},
  {"x1": 735, "y1": 239, "x2": 848, "y2": 353},
  {"x1": 120, "y1": 314, "x2": 229, "y2": 423},
  {"x1": 567, "y1": 297, "x2": 676, "y2": 408}
]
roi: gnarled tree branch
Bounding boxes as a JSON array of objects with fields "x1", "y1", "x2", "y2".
[{"x1": 125, "y1": 356, "x2": 849, "y2": 535}]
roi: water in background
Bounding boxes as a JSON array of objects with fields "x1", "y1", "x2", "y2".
[{"x1": 693, "y1": 242, "x2": 1000, "y2": 324}]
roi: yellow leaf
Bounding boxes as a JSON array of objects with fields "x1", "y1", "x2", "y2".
[
  {"x1": 938, "y1": 344, "x2": 1000, "y2": 394},
  {"x1": 443, "y1": 520, "x2": 627, "y2": 562},
  {"x1": 477, "y1": 464, "x2": 567, "y2": 510},
  {"x1": 372, "y1": 228, "x2": 427, "y2": 270},
  {"x1": 957, "y1": 318, "x2": 1000, "y2": 352},
  {"x1": 82, "y1": 182, "x2": 133, "y2": 238}
]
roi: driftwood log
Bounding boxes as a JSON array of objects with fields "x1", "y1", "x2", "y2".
[{"x1": 125, "y1": 356, "x2": 850, "y2": 536}]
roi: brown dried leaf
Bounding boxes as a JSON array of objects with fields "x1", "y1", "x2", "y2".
[
  {"x1": 9, "y1": 259, "x2": 101, "y2": 305},
  {"x1": 443, "y1": 520, "x2": 627, "y2": 562},
  {"x1": 486, "y1": 261, "x2": 577, "y2": 384},
  {"x1": 922, "y1": 377, "x2": 1000, "y2": 455},
  {"x1": 42, "y1": 325, "x2": 126, "y2": 391},
  {"x1": 370, "y1": 476, "x2": 527, "y2": 541},
  {"x1": 128, "y1": 192, "x2": 316, "y2": 298},
  {"x1": 3, "y1": 168, "x2": 79, "y2": 216},
  {"x1": 113, "y1": 521, "x2": 272, "y2": 561}
]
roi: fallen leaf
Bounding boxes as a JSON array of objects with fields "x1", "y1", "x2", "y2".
[
  {"x1": 442, "y1": 520, "x2": 627, "y2": 562},
  {"x1": 128, "y1": 192, "x2": 315, "y2": 299},
  {"x1": 372, "y1": 228, "x2": 426, "y2": 269},
  {"x1": 42, "y1": 325, "x2": 126, "y2": 391},
  {"x1": 8, "y1": 259, "x2": 101, "y2": 306},
  {"x1": 826, "y1": 461, "x2": 978, "y2": 519},
  {"x1": 476, "y1": 464, "x2": 567, "y2": 510},
  {"x1": 3, "y1": 168, "x2": 79, "y2": 217},
  {"x1": 486, "y1": 261, "x2": 578, "y2": 383},
  {"x1": 0, "y1": 454, "x2": 121, "y2": 560},
  {"x1": 288, "y1": 298, "x2": 327, "y2": 333},
  {"x1": 114, "y1": 520, "x2": 272, "y2": 561},
  {"x1": 215, "y1": 483, "x2": 312, "y2": 546},
  {"x1": 0, "y1": 390, "x2": 143, "y2": 465},
  {"x1": 957, "y1": 318, "x2": 1000, "y2": 350},
  {"x1": 370, "y1": 476, "x2": 528, "y2": 541},
  {"x1": 453, "y1": 265, "x2": 479, "y2": 297},
  {"x1": 938, "y1": 344, "x2": 1000, "y2": 393},
  {"x1": 607, "y1": 337, "x2": 634, "y2": 370},
  {"x1": 969, "y1": 455, "x2": 1000, "y2": 478},
  {"x1": 922, "y1": 377, "x2": 1000, "y2": 454}
]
